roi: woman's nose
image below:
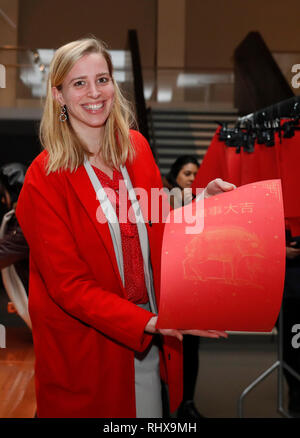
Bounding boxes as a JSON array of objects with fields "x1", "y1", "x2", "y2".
[{"x1": 87, "y1": 82, "x2": 101, "y2": 98}]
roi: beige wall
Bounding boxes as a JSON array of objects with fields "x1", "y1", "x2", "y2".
[
  {"x1": 157, "y1": 0, "x2": 185, "y2": 68},
  {"x1": 185, "y1": 0, "x2": 300, "y2": 69},
  {"x1": 15, "y1": 0, "x2": 300, "y2": 71},
  {"x1": 0, "y1": 0, "x2": 18, "y2": 106},
  {"x1": 17, "y1": 0, "x2": 157, "y2": 68},
  {"x1": 1, "y1": 0, "x2": 300, "y2": 109}
]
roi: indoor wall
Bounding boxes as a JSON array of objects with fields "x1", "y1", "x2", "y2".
[
  {"x1": 185, "y1": 0, "x2": 300, "y2": 70},
  {"x1": 17, "y1": 0, "x2": 157, "y2": 68}
]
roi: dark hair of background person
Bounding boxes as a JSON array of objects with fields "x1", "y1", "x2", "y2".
[
  {"x1": 0, "y1": 163, "x2": 27, "y2": 208},
  {"x1": 165, "y1": 155, "x2": 199, "y2": 189}
]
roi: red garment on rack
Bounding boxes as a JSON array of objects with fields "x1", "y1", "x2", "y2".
[
  {"x1": 239, "y1": 142, "x2": 280, "y2": 185},
  {"x1": 192, "y1": 126, "x2": 300, "y2": 236},
  {"x1": 192, "y1": 129, "x2": 241, "y2": 193},
  {"x1": 275, "y1": 129, "x2": 300, "y2": 218},
  {"x1": 275, "y1": 128, "x2": 300, "y2": 236}
]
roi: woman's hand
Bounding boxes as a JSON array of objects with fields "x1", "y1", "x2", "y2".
[
  {"x1": 286, "y1": 242, "x2": 300, "y2": 260},
  {"x1": 145, "y1": 316, "x2": 228, "y2": 342},
  {"x1": 204, "y1": 178, "x2": 236, "y2": 199}
]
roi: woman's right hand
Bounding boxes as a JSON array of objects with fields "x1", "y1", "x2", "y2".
[
  {"x1": 145, "y1": 316, "x2": 228, "y2": 342},
  {"x1": 286, "y1": 242, "x2": 300, "y2": 260},
  {"x1": 204, "y1": 178, "x2": 236, "y2": 199}
]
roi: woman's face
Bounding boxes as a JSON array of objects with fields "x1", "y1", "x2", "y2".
[
  {"x1": 176, "y1": 162, "x2": 199, "y2": 189},
  {"x1": 53, "y1": 52, "x2": 115, "y2": 136}
]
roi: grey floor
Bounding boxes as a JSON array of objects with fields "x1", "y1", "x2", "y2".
[{"x1": 194, "y1": 334, "x2": 290, "y2": 419}]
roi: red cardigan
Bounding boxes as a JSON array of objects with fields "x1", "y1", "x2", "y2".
[{"x1": 16, "y1": 130, "x2": 182, "y2": 418}]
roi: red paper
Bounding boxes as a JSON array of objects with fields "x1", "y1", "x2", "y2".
[{"x1": 157, "y1": 180, "x2": 285, "y2": 332}]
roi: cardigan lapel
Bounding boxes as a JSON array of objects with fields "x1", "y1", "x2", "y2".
[{"x1": 125, "y1": 161, "x2": 150, "y2": 227}]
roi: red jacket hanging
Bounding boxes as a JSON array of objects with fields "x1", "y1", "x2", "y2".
[
  {"x1": 192, "y1": 129, "x2": 241, "y2": 194},
  {"x1": 276, "y1": 128, "x2": 300, "y2": 233}
]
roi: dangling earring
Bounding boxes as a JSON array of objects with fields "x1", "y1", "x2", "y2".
[{"x1": 59, "y1": 105, "x2": 68, "y2": 122}]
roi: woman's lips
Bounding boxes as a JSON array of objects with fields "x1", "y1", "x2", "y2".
[{"x1": 82, "y1": 103, "x2": 104, "y2": 112}]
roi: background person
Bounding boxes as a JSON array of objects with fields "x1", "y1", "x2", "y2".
[
  {"x1": 0, "y1": 163, "x2": 29, "y2": 285},
  {"x1": 162, "y1": 155, "x2": 199, "y2": 209},
  {"x1": 0, "y1": 163, "x2": 30, "y2": 326}
]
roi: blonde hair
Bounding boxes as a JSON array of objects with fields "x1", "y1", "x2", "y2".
[{"x1": 40, "y1": 37, "x2": 136, "y2": 173}]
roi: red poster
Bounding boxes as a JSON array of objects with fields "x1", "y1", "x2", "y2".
[{"x1": 157, "y1": 180, "x2": 285, "y2": 332}]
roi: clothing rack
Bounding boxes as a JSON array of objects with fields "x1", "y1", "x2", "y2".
[
  {"x1": 217, "y1": 97, "x2": 300, "y2": 153},
  {"x1": 238, "y1": 310, "x2": 300, "y2": 418},
  {"x1": 238, "y1": 96, "x2": 300, "y2": 125},
  {"x1": 234, "y1": 96, "x2": 300, "y2": 417}
]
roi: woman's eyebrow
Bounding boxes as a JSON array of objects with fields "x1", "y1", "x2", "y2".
[
  {"x1": 69, "y1": 72, "x2": 109, "y2": 84},
  {"x1": 68, "y1": 76, "x2": 86, "y2": 85}
]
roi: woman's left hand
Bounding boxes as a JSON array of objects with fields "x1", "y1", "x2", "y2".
[
  {"x1": 158, "y1": 328, "x2": 228, "y2": 342},
  {"x1": 145, "y1": 316, "x2": 228, "y2": 341},
  {"x1": 204, "y1": 178, "x2": 236, "y2": 199},
  {"x1": 180, "y1": 329, "x2": 228, "y2": 339}
]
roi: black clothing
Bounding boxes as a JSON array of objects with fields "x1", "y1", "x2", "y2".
[{"x1": 0, "y1": 213, "x2": 29, "y2": 292}]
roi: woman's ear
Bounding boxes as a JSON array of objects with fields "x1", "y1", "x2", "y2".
[{"x1": 52, "y1": 86, "x2": 65, "y2": 106}]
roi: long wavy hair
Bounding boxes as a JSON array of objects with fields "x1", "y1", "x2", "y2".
[{"x1": 40, "y1": 37, "x2": 136, "y2": 174}]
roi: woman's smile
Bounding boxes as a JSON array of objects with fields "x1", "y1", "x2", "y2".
[{"x1": 82, "y1": 102, "x2": 105, "y2": 113}]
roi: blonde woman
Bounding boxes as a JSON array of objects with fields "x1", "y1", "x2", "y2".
[{"x1": 16, "y1": 37, "x2": 230, "y2": 418}]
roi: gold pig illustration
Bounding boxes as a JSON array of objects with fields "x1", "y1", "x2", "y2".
[{"x1": 183, "y1": 226, "x2": 265, "y2": 288}]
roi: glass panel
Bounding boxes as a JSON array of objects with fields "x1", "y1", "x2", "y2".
[
  {"x1": 144, "y1": 68, "x2": 234, "y2": 107},
  {"x1": 1, "y1": 46, "x2": 299, "y2": 111},
  {"x1": 16, "y1": 49, "x2": 134, "y2": 100}
]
